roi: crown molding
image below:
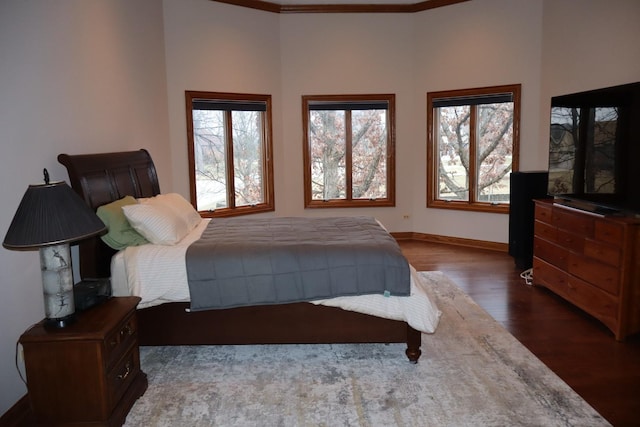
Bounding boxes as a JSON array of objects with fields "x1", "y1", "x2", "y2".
[{"x1": 211, "y1": 0, "x2": 471, "y2": 14}]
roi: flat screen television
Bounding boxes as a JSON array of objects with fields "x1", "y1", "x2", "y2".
[{"x1": 547, "y1": 81, "x2": 640, "y2": 216}]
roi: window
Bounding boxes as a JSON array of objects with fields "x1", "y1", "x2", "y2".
[
  {"x1": 302, "y1": 94, "x2": 396, "y2": 208},
  {"x1": 186, "y1": 91, "x2": 274, "y2": 217},
  {"x1": 427, "y1": 84, "x2": 520, "y2": 213}
]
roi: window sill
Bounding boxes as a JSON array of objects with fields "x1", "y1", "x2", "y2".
[
  {"x1": 199, "y1": 204, "x2": 275, "y2": 218},
  {"x1": 427, "y1": 200, "x2": 509, "y2": 214}
]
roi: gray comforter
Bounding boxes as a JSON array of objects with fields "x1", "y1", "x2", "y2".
[{"x1": 185, "y1": 216, "x2": 410, "y2": 311}]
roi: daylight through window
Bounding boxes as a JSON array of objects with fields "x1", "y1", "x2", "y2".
[
  {"x1": 427, "y1": 85, "x2": 521, "y2": 213},
  {"x1": 186, "y1": 91, "x2": 274, "y2": 217},
  {"x1": 302, "y1": 94, "x2": 396, "y2": 208}
]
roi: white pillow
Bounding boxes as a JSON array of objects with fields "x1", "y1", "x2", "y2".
[
  {"x1": 122, "y1": 202, "x2": 190, "y2": 245},
  {"x1": 149, "y1": 193, "x2": 202, "y2": 232}
]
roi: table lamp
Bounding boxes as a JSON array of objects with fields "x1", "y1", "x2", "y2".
[{"x1": 3, "y1": 169, "x2": 106, "y2": 328}]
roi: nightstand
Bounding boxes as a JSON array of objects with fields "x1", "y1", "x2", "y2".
[{"x1": 19, "y1": 296, "x2": 147, "y2": 426}]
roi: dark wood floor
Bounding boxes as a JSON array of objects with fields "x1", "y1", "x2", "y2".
[{"x1": 399, "y1": 239, "x2": 640, "y2": 427}]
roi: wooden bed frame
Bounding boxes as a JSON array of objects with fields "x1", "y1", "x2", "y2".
[{"x1": 58, "y1": 149, "x2": 422, "y2": 362}]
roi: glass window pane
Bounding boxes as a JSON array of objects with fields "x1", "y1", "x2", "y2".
[
  {"x1": 476, "y1": 102, "x2": 513, "y2": 203},
  {"x1": 193, "y1": 109, "x2": 228, "y2": 211},
  {"x1": 232, "y1": 110, "x2": 265, "y2": 207},
  {"x1": 309, "y1": 110, "x2": 346, "y2": 200},
  {"x1": 436, "y1": 106, "x2": 470, "y2": 201},
  {"x1": 352, "y1": 109, "x2": 388, "y2": 199},
  {"x1": 187, "y1": 92, "x2": 273, "y2": 217}
]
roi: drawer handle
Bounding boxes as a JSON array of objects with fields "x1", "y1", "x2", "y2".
[
  {"x1": 120, "y1": 325, "x2": 134, "y2": 337},
  {"x1": 117, "y1": 361, "x2": 132, "y2": 381}
]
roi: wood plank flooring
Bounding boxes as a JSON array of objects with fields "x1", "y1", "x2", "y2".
[{"x1": 399, "y1": 239, "x2": 640, "y2": 427}]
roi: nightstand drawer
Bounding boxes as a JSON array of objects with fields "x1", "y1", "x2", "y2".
[
  {"x1": 105, "y1": 313, "x2": 138, "y2": 369},
  {"x1": 108, "y1": 345, "x2": 141, "y2": 410}
]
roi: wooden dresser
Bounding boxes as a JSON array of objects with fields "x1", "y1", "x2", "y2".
[
  {"x1": 532, "y1": 199, "x2": 640, "y2": 340},
  {"x1": 19, "y1": 296, "x2": 147, "y2": 426}
]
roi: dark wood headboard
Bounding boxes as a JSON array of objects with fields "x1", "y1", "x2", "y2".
[{"x1": 58, "y1": 149, "x2": 161, "y2": 279}]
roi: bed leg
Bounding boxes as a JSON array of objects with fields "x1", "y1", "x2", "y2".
[{"x1": 405, "y1": 325, "x2": 422, "y2": 363}]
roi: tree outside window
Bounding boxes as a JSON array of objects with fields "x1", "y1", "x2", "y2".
[
  {"x1": 302, "y1": 94, "x2": 396, "y2": 208},
  {"x1": 185, "y1": 91, "x2": 274, "y2": 217},
  {"x1": 427, "y1": 84, "x2": 521, "y2": 213}
]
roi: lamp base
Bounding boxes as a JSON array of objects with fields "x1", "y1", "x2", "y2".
[{"x1": 44, "y1": 313, "x2": 77, "y2": 329}]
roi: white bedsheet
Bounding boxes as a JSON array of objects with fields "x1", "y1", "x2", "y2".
[{"x1": 111, "y1": 219, "x2": 441, "y2": 334}]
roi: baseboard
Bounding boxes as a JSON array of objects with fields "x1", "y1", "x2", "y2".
[{"x1": 391, "y1": 232, "x2": 508, "y2": 252}]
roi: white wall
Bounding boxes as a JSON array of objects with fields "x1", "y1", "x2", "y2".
[
  {"x1": 410, "y1": 0, "x2": 545, "y2": 241},
  {"x1": 540, "y1": 0, "x2": 640, "y2": 166},
  {"x1": 162, "y1": 0, "x2": 547, "y2": 237},
  {"x1": 2, "y1": 0, "x2": 639, "y2": 416},
  {"x1": 278, "y1": 12, "x2": 416, "y2": 229},
  {"x1": 0, "y1": 0, "x2": 170, "y2": 414},
  {"x1": 162, "y1": 0, "x2": 283, "y2": 201}
]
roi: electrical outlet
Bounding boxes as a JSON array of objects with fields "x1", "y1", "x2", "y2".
[{"x1": 402, "y1": 215, "x2": 410, "y2": 219}]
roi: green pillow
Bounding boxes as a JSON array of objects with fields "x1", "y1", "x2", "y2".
[{"x1": 96, "y1": 196, "x2": 149, "y2": 250}]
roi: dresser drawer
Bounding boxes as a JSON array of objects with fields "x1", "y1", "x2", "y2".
[
  {"x1": 553, "y1": 208, "x2": 595, "y2": 237},
  {"x1": 535, "y1": 202, "x2": 553, "y2": 223},
  {"x1": 568, "y1": 253, "x2": 620, "y2": 295},
  {"x1": 105, "y1": 313, "x2": 138, "y2": 369},
  {"x1": 533, "y1": 237, "x2": 569, "y2": 270},
  {"x1": 566, "y1": 275, "x2": 618, "y2": 332},
  {"x1": 533, "y1": 257, "x2": 570, "y2": 298},
  {"x1": 595, "y1": 220, "x2": 624, "y2": 246},
  {"x1": 534, "y1": 258, "x2": 618, "y2": 332},
  {"x1": 556, "y1": 229, "x2": 584, "y2": 253},
  {"x1": 584, "y1": 239, "x2": 621, "y2": 267},
  {"x1": 534, "y1": 220, "x2": 556, "y2": 242}
]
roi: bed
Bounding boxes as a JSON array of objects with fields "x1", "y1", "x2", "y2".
[{"x1": 58, "y1": 149, "x2": 440, "y2": 363}]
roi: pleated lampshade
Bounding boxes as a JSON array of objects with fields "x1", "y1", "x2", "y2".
[{"x1": 3, "y1": 177, "x2": 106, "y2": 249}]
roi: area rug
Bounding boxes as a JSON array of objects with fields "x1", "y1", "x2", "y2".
[{"x1": 123, "y1": 271, "x2": 609, "y2": 427}]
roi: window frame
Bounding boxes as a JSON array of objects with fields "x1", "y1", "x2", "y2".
[
  {"x1": 427, "y1": 84, "x2": 521, "y2": 214},
  {"x1": 185, "y1": 90, "x2": 275, "y2": 218},
  {"x1": 302, "y1": 94, "x2": 396, "y2": 208}
]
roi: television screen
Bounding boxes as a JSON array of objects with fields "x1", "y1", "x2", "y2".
[
  {"x1": 548, "y1": 106, "x2": 619, "y2": 195},
  {"x1": 547, "y1": 82, "x2": 640, "y2": 215}
]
